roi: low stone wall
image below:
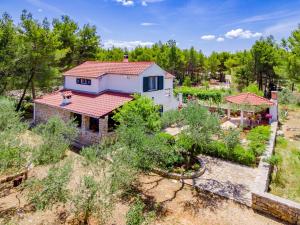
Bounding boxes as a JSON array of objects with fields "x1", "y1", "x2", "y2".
[
  {"x1": 252, "y1": 122, "x2": 300, "y2": 224},
  {"x1": 152, "y1": 157, "x2": 206, "y2": 180}
]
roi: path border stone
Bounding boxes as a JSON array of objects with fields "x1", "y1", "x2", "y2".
[
  {"x1": 252, "y1": 122, "x2": 300, "y2": 225},
  {"x1": 152, "y1": 157, "x2": 206, "y2": 180}
]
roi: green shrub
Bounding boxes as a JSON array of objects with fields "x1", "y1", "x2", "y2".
[
  {"x1": 264, "y1": 154, "x2": 282, "y2": 166},
  {"x1": 222, "y1": 128, "x2": 240, "y2": 150},
  {"x1": 203, "y1": 142, "x2": 256, "y2": 166},
  {"x1": 182, "y1": 77, "x2": 192, "y2": 87},
  {"x1": 278, "y1": 88, "x2": 296, "y2": 105},
  {"x1": 156, "y1": 132, "x2": 175, "y2": 145},
  {"x1": 126, "y1": 197, "x2": 145, "y2": 225},
  {"x1": 160, "y1": 109, "x2": 183, "y2": 128},
  {"x1": 113, "y1": 94, "x2": 161, "y2": 132},
  {"x1": 247, "y1": 126, "x2": 270, "y2": 156},
  {"x1": 242, "y1": 83, "x2": 263, "y2": 96},
  {"x1": 174, "y1": 86, "x2": 223, "y2": 103},
  {"x1": 26, "y1": 163, "x2": 72, "y2": 210},
  {"x1": 32, "y1": 116, "x2": 78, "y2": 165}
]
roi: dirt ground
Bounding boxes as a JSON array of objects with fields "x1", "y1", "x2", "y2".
[{"x1": 1, "y1": 151, "x2": 286, "y2": 225}]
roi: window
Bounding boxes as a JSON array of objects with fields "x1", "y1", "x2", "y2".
[
  {"x1": 148, "y1": 76, "x2": 158, "y2": 91},
  {"x1": 76, "y1": 78, "x2": 91, "y2": 85},
  {"x1": 89, "y1": 117, "x2": 99, "y2": 132},
  {"x1": 143, "y1": 76, "x2": 164, "y2": 92}
]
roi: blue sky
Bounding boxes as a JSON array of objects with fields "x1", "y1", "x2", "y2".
[{"x1": 1, "y1": 0, "x2": 300, "y2": 55}]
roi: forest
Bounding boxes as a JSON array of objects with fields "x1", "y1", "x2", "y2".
[{"x1": 0, "y1": 10, "x2": 300, "y2": 109}]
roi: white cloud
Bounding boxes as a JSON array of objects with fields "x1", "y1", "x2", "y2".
[
  {"x1": 141, "y1": 0, "x2": 164, "y2": 6},
  {"x1": 201, "y1": 35, "x2": 216, "y2": 41},
  {"x1": 26, "y1": 0, "x2": 65, "y2": 14},
  {"x1": 115, "y1": 0, "x2": 134, "y2": 6},
  {"x1": 104, "y1": 40, "x2": 154, "y2": 49},
  {"x1": 140, "y1": 22, "x2": 156, "y2": 26},
  {"x1": 264, "y1": 19, "x2": 300, "y2": 36},
  {"x1": 225, "y1": 28, "x2": 262, "y2": 39},
  {"x1": 216, "y1": 37, "x2": 225, "y2": 42},
  {"x1": 37, "y1": 8, "x2": 43, "y2": 12},
  {"x1": 115, "y1": 0, "x2": 163, "y2": 6}
]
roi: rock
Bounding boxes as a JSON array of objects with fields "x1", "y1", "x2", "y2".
[{"x1": 277, "y1": 130, "x2": 284, "y2": 136}]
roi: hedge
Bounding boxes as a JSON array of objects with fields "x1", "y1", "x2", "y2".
[{"x1": 174, "y1": 86, "x2": 223, "y2": 103}]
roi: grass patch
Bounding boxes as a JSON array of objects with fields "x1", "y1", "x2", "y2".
[{"x1": 269, "y1": 136, "x2": 300, "y2": 203}]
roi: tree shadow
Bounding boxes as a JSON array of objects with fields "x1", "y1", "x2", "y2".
[
  {"x1": 183, "y1": 189, "x2": 224, "y2": 214},
  {"x1": 161, "y1": 181, "x2": 185, "y2": 204},
  {"x1": 191, "y1": 178, "x2": 250, "y2": 205}
]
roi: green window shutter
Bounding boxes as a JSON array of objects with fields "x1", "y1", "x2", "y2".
[
  {"x1": 158, "y1": 76, "x2": 164, "y2": 90},
  {"x1": 143, "y1": 77, "x2": 149, "y2": 92}
]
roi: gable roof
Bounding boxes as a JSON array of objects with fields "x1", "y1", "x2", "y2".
[
  {"x1": 63, "y1": 61, "x2": 154, "y2": 78},
  {"x1": 225, "y1": 92, "x2": 274, "y2": 106},
  {"x1": 34, "y1": 90, "x2": 133, "y2": 118},
  {"x1": 165, "y1": 72, "x2": 175, "y2": 79}
]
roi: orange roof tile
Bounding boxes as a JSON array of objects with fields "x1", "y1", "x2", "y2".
[
  {"x1": 34, "y1": 90, "x2": 133, "y2": 118},
  {"x1": 63, "y1": 61, "x2": 154, "y2": 78},
  {"x1": 225, "y1": 92, "x2": 274, "y2": 106},
  {"x1": 165, "y1": 72, "x2": 175, "y2": 79}
]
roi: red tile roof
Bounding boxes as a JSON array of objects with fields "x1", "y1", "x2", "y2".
[
  {"x1": 63, "y1": 61, "x2": 154, "y2": 78},
  {"x1": 225, "y1": 92, "x2": 274, "y2": 106},
  {"x1": 165, "y1": 72, "x2": 175, "y2": 79},
  {"x1": 34, "y1": 90, "x2": 133, "y2": 118}
]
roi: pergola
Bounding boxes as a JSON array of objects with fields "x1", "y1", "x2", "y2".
[{"x1": 225, "y1": 92, "x2": 274, "y2": 127}]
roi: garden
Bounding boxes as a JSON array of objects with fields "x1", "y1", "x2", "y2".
[{"x1": 268, "y1": 91, "x2": 300, "y2": 203}]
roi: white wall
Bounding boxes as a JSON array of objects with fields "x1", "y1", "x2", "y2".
[
  {"x1": 140, "y1": 64, "x2": 179, "y2": 111},
  {"x1": 64, "y1": 76, "x2": 99, "y2": 94},
  {"x1": 100, "y1": 74, "x2": 140, "y2": 93},
  {"x1": 63, "y1": 63, "x2": 179, "y2": 111}
]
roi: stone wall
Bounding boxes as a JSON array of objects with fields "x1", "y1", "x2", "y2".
[
  {"x1": 35, "y1": 103, "x2": 71, "y2": 123},
  {"x1": 252, "y1": 122, "x2": 300, "y2": 224},
  {"x1": 35, "y1": 103, "x2": 109, "y2": 146}
]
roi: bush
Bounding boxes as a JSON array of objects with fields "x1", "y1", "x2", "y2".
[
  {"x1": 156, "y1": 132, "x2": 175, "y2": 145},
  {"x1": 242, "y1": 83, "x2": 263, "y2": 96},
  {"x1": 26, "y1": 162, "x2": 72, "y2": 210},
  {"x1": 160, "y1": 109, "x2": 183, "y2": 128},
  {"x1": 32, "y1": 116, "x2": 78, "y2": 165},
  {"x1": 0, "y1": 97, "x2": 28, "y2": 174},
  {"x1": 203, "y1": 142, "x2": 256, "y2": 166},
  {"x1": 126, "y1": 197, "x2": 145, "y2": 225},
  {"x1": 247, "y1": 126, "x2": 270, "y2": 156},
  {"x1": 174, "y1": 86, "x2": 223, "y2": 103},
  {"x1": 113, "y1": 94, "x2": 161, "y2": 132},
  {"x1": 182, "y1": 77, "x2": 192, "y2": 87},
  {"x1": 73, "y1": 175, "x2": 113, "y2": 225},
  {"x1": 278, "y1": 88, "x2": 296, "y2": 105}
]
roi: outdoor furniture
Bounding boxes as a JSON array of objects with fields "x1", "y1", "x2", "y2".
[{"x1": 225, "y1": 92, "x2": 274, "y2": 127}]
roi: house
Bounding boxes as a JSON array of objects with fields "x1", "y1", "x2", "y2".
[{"x1": 34, "y1": 57, "x2": 179, "y2": 145}]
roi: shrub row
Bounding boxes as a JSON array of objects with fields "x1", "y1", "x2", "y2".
[
  {"x1": 174, "y1": 86, "x2": 223, "y2": 103},
  {"x1": 204, "y1": 142, "x2": 256, "y2": 166},
  {"x1": 247, "y1": 125, "x2": 271, "y2": 157}
]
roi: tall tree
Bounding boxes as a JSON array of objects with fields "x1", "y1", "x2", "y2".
[
  {"x1": 76, "y1": 24, "x2": 100, "y2": 64},
  {"x1": 16, "y1": 10, "x2": 60, "y2": 110},
  {"x1": 0, "y1": 13, "x2": 18, "y2": 94},
  {"x1": 53, "y1": 15, "x2": 79, "y2": 70}
]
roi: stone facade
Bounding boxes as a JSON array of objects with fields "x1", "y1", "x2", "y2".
[
  {"x1": 34, "y1": 103, "x2": 109, "y2": 146},
  {"x1": 252, "y1": 122, "x2": 300, "y2": 224},
  {"x1": 35, "y1": 103, "x2": 71, "y2": 123}
]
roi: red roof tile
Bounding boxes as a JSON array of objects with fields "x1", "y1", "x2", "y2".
[
  {"x1": 165, "y1": 72, "x2": 175, "y2": 79},
  {"x1": 225, "y1": 92, "x2": 274, "y2": 106},
  {"x1": 34, "y1": 90, "x2": 133, "y2": 118},
  {"x1": 63, "y1": 61, "x2": 154, "y2": 78}
]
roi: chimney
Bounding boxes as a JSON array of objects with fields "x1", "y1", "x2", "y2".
[
  {"x1": 60, "y1": 91, "x2": 72, "y2": 106},
  {"x1": 271, "y1": 91, "x2": 278, "y2": 100},
  {"x1": 123, "y1": 54, "x2": 129, "y2": 62}
]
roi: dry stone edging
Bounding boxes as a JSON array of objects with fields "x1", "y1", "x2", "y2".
[
  {"x1": 252, "y1": 122, "x2": 300, "y2": 225},
  {"x1": 152, "y1": 157, "x2": 206, "y2": 180}
]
